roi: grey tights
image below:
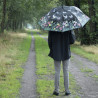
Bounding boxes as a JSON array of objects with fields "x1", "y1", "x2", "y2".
[{"x1": 54, "y1": 59, "x2": 70, "y2": 93}]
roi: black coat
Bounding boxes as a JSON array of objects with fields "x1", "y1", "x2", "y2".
[{"x1": 48, "y1": 30, "x2": 75, "y2": 61}]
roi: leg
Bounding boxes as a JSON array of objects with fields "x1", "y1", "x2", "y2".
[
  {"x1": 62, "y1": 59, "x2": 70, "y2": 92},
  {"x1": 54, "y1": 60, "x2": 61, "y2": 93}
]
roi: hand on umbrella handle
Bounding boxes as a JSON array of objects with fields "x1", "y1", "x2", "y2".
[
  {"x1": 71, "y1": 30, "x2": 75, "y2": 35},
  {"x1": 69, "y1": 30, "x2": 76, "y2": 44}
]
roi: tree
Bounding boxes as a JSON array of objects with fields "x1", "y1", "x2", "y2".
[
  {"x1": 0, "y1": 0, "x2": 6, "y2": 33},
  {"x1": 88, "y1": 0, "x2": 97, "y2": 44},
  {"x1": 74, "y1": 0, "x2": 80, "y2": 8},
  {"x1": 0, "y1": 0, "x2": 97, "y2": 45},
  {"x1": 73, "y1": 0, "x2": 80, "y2": 41}
]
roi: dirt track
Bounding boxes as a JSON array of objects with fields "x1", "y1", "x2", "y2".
[
  {"x1": 19, "y1": 32, "x2": 98, "y2": 98},
  {"x1": 39, "y1": 33, "x2": 98, "y2": 98},
  {"x1": 19, "y1": 34, "x2": 37, "y2": 98}
]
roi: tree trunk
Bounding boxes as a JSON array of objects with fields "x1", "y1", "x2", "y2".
[
  {"x1": 88, "y1": 0, "x2": 97, "y2": 44},
  {"x1": 73, "y1": 0, "x2": 81, "y2": 40},
  {"x1": 88, "y1": 0, "x2": 96, "y2": 33},
  {"x1": 0, "y1": 0, "x2": 6, "y2": 33},
  {"x1": 74, "y1": 0, "x2": 80, "y2": 8},
  {"x1": 80, "y1": 26, "x2": 90, "y2": 45},
  {"x1": 64, "y1": 0, "x2": 70, "y2": 6}
]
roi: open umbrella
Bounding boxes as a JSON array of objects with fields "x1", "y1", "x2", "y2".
[{"x1": 38, "y1": 6, "x2": 90, "y2": 32}]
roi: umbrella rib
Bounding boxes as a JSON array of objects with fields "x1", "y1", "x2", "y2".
[{"x1": 68, "y1": 11, "x2": 82, "y2": 27}]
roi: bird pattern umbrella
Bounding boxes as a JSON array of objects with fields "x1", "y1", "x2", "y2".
[{"x1": 38, "y1": 6, "x2": 90, "y2": 32}]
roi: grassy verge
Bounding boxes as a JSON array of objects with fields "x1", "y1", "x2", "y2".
[
  {"x1": 0, "y1": 31, "x2": 32, "y2": 98},
  {"x1": 33, "y1": 31, "x2": 81, "y2": 98},
  {"x1": 37, "y1": 30, "x2": 48, "y2": 36},
  {"x1": 71, "y1": 43, "x2": 98, "y2": 64}
]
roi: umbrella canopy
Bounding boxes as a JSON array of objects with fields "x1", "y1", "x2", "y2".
[{"x1": 38, "y1": 6, "x2": 90, "y2": 32}]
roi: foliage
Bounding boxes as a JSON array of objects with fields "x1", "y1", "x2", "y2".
[{"x1": 0, "y1": 0, "x2": 98, "y2": 45}]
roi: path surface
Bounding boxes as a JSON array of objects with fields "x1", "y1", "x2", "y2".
[
  {"x1": 38, "y1": 33, "x2": 98, "y2": 98},
  {"x1": 19, "y1": 33, "x2": 37, "y2": 98},
  {"x1": 70, "y1": 58, "x2": 98, "y2": 98},
  {"x1": 19, "y1": 32, "x2": 98, "y2": 98}
]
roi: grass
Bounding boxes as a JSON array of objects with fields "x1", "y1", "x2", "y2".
[
  {"x1": 80, "y1": 67, "x2": 93, "y2": 73},
  {"x1": 71, "y1": 42, "x2": 98, "y2": 64},
  {"x1": 37, "y1": 30, "x2": 48, "y2": 36},
  {"x1": 92, "y1": 75, "x2": 98, "y2": 78},
  {"x1": 0, "y1": 31, "x2": 32, "y2": 98},
  {"x1": 33, "y1": 30, "x2": 81, "y2": 98}
]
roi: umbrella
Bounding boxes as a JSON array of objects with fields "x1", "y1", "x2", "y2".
[{"x1": 38, "y1": 6, "x2": 90, "y2": 32}]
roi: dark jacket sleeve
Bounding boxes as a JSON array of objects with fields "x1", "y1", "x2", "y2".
[
  {"x1": 69, "y1": 30, "x2": 76, "y2": 44},
  {"x1": 48, "y1": 31, "x2": 52, "y2": 49}
]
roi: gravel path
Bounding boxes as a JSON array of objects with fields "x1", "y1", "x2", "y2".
[
  {"x1": 19, "y1": 32, "x2": 98, "y2": 98},
  {"x1": 38, "y1": 33, "x2": 98, "y2": 98},
  {"x1": 70, "y1": 60, "x2": 98, "y2": 98},
  {"x1": 71, "y1": 53, "x2": 98, "y2": 76},
  {"x1": 19, "y1": 33, "x2": 37, "y2": 98}
]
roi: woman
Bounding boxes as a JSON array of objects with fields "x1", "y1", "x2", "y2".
[{"x1": 48, "y1": 30, "x2": 75, "y2": 96}]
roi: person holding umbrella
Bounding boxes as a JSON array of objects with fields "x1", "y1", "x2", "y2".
[
  {"x1": 48, "y1": 30, "x2": 75, "y2": 96},
  {"x1": 38, "y1": 5, "x2": 90, "y2": 96}
]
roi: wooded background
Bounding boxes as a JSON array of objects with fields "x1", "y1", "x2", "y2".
[{"x1": 0, "y1": 0, "x2": 98, "y2": 45}]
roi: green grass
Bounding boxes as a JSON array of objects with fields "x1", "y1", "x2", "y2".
[
  {"x1": 0, "y1": 31, "x2": 32, "y2": 98},
  {"x1": 71, "y1": 44, "x2": 98, "y2": 64},
  {"x1": 36, "y1": 79, "x2": 54, "y2": 98},
  {"x1": 80, "y1": 67, "x2": 93, "y2": 73},
  {"x1": 92, "y1": 75, "x2": 98, "y2": 78},
  {"x1": 33, "y1": 31, "x2": 81, "y2": 98},
  {"x1": 38, "y1": 30, "x2": 48, "y2": 36}
]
